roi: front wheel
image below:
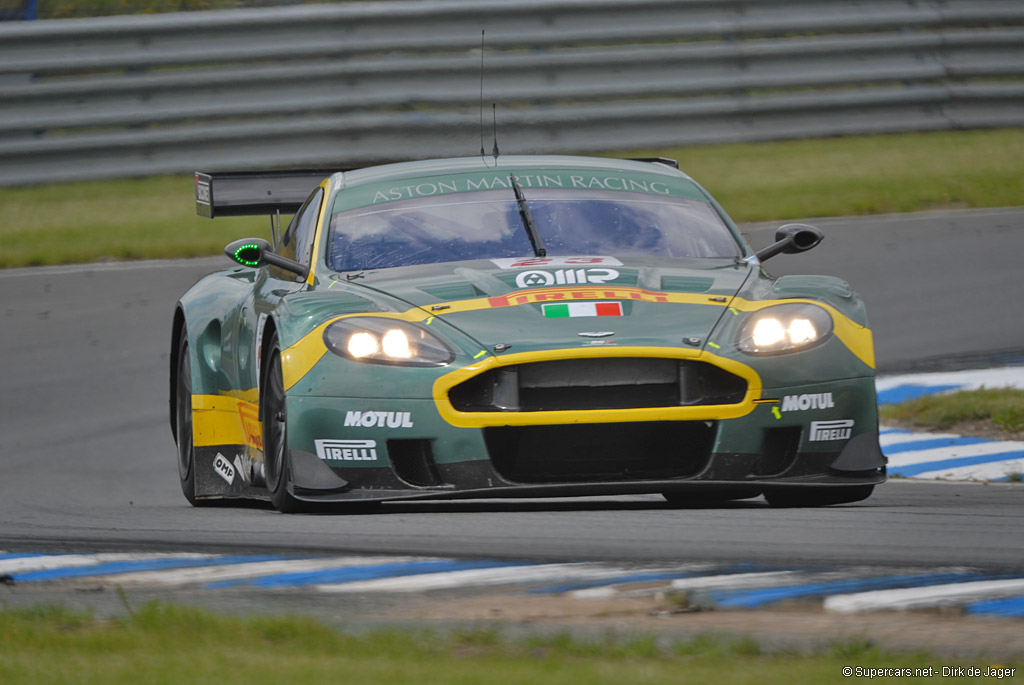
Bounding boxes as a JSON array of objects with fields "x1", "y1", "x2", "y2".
[
  {"x1": 764, "y1": 484, "x2": 875, "y2": 508},
  {"x1": 174, "y1": 333, "x2": 201, "y2": 506},
  {"x1": 262, "y1": 332, "x2": 305, "y2": 513}
]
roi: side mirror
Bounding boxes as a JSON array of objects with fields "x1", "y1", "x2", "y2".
[
  {"x1": 755, "y1": 224, "x2": 824, "y2": 262},
  {"x1": 224, "y1": 238, "x2": 309, "y2": 279}
]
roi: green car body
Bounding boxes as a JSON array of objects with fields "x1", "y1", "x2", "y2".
[{"x1": 171, "y1": 155, "x2": 885, "y2": 512}]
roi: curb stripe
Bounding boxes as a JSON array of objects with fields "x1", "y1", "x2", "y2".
[
  {"x1": 208, "y1": 559, "x2": 525, "y2": 589},
  {"x1": 14, "y1": 555, "x2": 280, "y2": 582},
  {"x1": 886, "y1": 441, "x2": 1024, "y2": 467},
  {"x1": 825, "y1": 578, "x2": 1024, "y2": 613},
  {"x1": 313, "y1": 563, "x2": 689, "y2": 594},
  {"x1": 5, "y1": 550, "x2": 1023, "y2": 618},
  {"x1": 710, "y1": 572, "x2": 983, "y2": 608},
  {"x1": 966, "y1": 595, "x2": 1024, "y2": 618},
  {"x1": 880, "y1": 431, "x2": 961, "y2": 447},
  {"x1": 0, "y1": 553, "x2": 209, "y2": 576},
  {"x1": 104, "y1": 556, "x2": 421, "y2": 586},
  {"x1": 890, "y1": 451, "x2": 1024, "y2": 478},
  {"x1": 907, "y1": 458, "x2": 1024, "y2": 482},
  {"x1": 883, "y1": 436, "x2": 989, "y2": 454}
]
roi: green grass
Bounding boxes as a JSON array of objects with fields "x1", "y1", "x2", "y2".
[
  {"x1": 1, "y1": 128, "x2": 1021, "y2": 268},
  {"x1": 879, "y1": 388, "x2": 1024, "y2": 434},
  {"x1": 0, "y1": 602, "x2": 1014, "y2": 685},
  {"x1": 638, "y1": 128, "x2": 1024, "y2": 222}
]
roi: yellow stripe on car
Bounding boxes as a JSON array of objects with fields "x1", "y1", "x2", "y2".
[
  {"x1": 191, "y1": 394, "x2": 262, "y2": 449},
  {"x1": 278, "y1": 292, "x2": 873, "y2": 392}
]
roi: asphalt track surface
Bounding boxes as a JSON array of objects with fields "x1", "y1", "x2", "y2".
[{"x1": 2, "y1": 208, "x2": 1023, "y2": 570}]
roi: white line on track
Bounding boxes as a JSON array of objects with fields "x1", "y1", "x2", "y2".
[
  {"x1": 879, "y1": 431, "x2": 964, "y2": 447},
  {"x1": 886, "y1": 441, "x2": 1024, "y2": 467},
  {"x1": 907, "y1": 458, "x2": 1024, "y2": 482},
  {"x1": 876, "y1": 366, "x2": 1024, "y2": 392},
  {"x1": 102, "y1": 556, "x2": 436, "y2": 586},
  {"x1": 572, "y1": 570, "x2": 812, "y2": 599},
  {"x1": 315, "y1": 563, "x2": 713, "y2": 594},
  {"x1": 825, "y1": 579, "x2": 1024, "y2": 613},
  {"x1": 0, "y1": 553, "x2": 210, "y2": 575}
]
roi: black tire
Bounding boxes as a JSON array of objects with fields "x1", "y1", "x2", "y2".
[
  {"x1": 175, "y1": 334, "x2": 200, "y2": 506},
  {"x1": 262, "y1": 332, "x2": 305, "y2": 513},
  {"x1": 662, "y1": 487, "x2": 762, "y2": 507},
  {"x1": 764, "y1": 484, "x2": 875, "y2": 508}
]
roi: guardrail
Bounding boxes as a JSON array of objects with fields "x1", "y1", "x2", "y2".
[{"x1": 0, "y1": 0, "x2": 1022, "y2": 186}]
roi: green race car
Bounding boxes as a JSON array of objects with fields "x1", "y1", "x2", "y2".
[{"x1": 171, "y1": 155, "x2": 885, "y2": 513}]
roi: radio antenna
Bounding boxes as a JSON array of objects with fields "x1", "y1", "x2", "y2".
[
  {"x1": 479, "y1": 30, "x2": 486, "y2": 158},
  {"x1": 491, "y1": 103, "x2": 500, "y2": 159}
]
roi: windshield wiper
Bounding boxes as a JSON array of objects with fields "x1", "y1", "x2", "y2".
[{"x1": 509, "y1": 174, "x2": 546, "y2": 257}]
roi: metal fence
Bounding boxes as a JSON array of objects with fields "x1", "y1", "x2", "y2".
[{"x1": 1, "y1": 0, "x2": 1022, "y2": 186}]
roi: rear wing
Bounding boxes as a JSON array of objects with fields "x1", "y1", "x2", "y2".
[{"x1": 194, "y1": 170, "x2": 336, "y2": 218}]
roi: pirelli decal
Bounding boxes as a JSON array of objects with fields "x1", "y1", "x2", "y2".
[{"x1": 487, "y1": 286, "x2": 671, "y2": 309}]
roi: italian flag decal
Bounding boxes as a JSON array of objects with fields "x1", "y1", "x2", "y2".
[{"x1": 542, "y1": 301, "x2": 623, "y2": 318}]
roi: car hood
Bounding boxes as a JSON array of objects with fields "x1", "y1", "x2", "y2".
[{"x1": 334, "y1": 258, "x2": 755, "y2": 355}]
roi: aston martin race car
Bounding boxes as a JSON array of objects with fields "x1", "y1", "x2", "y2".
[{"x1": 170, "y1": 155, "x2": 885, "y2": 513}]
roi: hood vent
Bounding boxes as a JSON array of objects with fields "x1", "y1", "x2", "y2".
[
  {"x1": 659, "y1": 276, "x2": 714, "y2": 293},
  {"x1": 419, "y1": 282, "x2": 485, "y2": 301}
]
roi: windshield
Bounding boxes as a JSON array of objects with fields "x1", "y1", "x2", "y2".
[{"x1": 326, "y1": 188, "x2": 741, "y2": 272}]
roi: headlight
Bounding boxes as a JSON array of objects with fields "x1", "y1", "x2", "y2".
[
  {"x1": 323, "y1": 318, "x2": 455, "y2": 367},
  {"x1": 736, "y1": 303, "x2": 833, "y2": 355}
]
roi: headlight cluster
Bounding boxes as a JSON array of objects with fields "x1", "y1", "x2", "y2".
[
  {"x1": 736, "y1": 303, "x2": 833, "y2": 355},
  {"x1": 323, "y1": 318, "x2": 454, "y2": 367}
]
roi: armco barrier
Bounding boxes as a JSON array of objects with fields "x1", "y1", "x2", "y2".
[{"x1": 0, "y1": 0, "x2": 1022, "y2": 185}]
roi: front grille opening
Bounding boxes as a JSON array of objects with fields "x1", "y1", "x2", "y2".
[
  {"x1": 485, "y1": 421, "x2": 715, "y2": 483},
  {"x1": 755, "y1": 427, "x2": 802, "y2": 476},
  {"x1": 388, "y1": 439, "x2": 444, "y2": 487},
  {"x1": 449, "y1": 358, "x2": 746, "y2": 412}
]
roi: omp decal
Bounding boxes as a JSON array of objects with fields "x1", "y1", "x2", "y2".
[
  {"x1": 543, "y1": 301, "x2": 622, "y2": 318},
  {"x1": 781, "y1": 393, "x2": 835, "y2": 412},
  {"x1": 433, "y1": 346, "x2": 762, "y2": 428},
  {"x1": 809, "y1": 419, "x2": 854, "y2": 441},
  {"x1": 344, "y1": 411, "x2": 413, "y2": 428},
  {"x1": 491, "y1": 256, "x2": 622, "y2": 269},
  {"x1": 212, "y1": 453, "x2": 236, "y2": 484},
  {"x1": 514, "y1": 268, "x2": 619, "y2": 288},
  {"x1": 315, "y1": 439, "x2": 379, "y2": 461}
]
